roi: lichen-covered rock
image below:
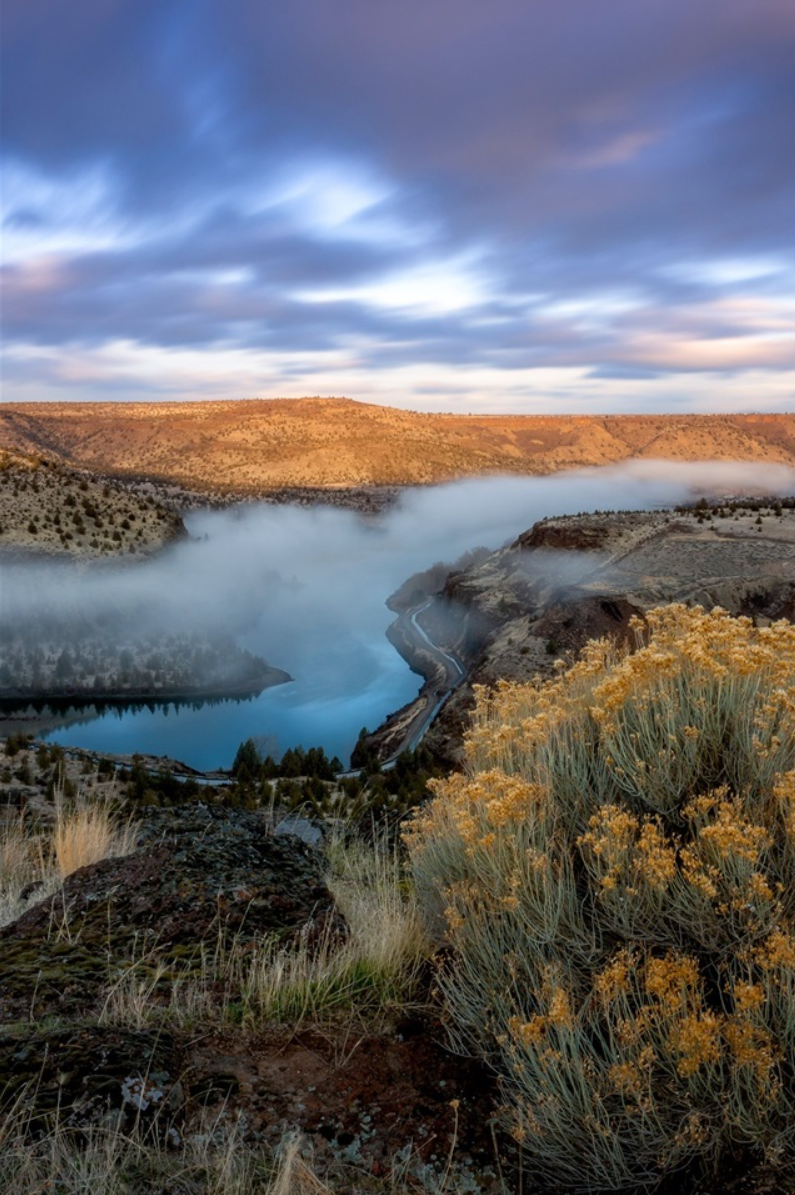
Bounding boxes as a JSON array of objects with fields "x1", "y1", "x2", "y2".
[
  {"x1": 0, "y1": 805, "x2": 331, "y2": 1022},
  {"x1": 0, "y1": 1024, "x2": 181, "y2": 1131}
]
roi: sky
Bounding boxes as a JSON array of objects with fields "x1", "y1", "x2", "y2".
[{"x1": 2, "y1": 0, "x2": 794, "y2": 414}]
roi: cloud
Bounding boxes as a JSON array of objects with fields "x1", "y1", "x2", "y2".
[{"x1": 1, "y1": 0, "x2": 794, "y2": 409}]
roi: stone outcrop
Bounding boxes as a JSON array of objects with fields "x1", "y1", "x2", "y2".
[
  {"x1": 369, "y1": 504, "x2": 795, "y2": 765},
  {"x1": 0, "y1": 806, "x2": 331, "y2": 1023}
]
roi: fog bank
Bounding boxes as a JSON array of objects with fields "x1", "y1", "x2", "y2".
[{"x1": 3, "y1": 459, "x2": 793, "y2": 767}]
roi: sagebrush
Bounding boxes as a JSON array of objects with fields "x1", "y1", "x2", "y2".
[{"x1": 407, "y1": 603, "x2": 795, "y2": 1192}]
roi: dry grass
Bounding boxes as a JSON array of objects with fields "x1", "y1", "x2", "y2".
[
  {"x1": 0, "y1": 806, "x2": 489, "y2": 1192},
  {"x1": 99, "y1": 829, "x2": 428, "y2": 1033},
  {"x1": 0, "y1": 1109, "x2": 476, "y2": 1194},
  {"x1": 52, "y1": 795, "x2": 138, "y2": 880},
  {"x1": 0, "y1": 788, "x2": 137, "y2": 928},
  {"x1": 0, "y1": 452, "x2": 180, "y2": 559},
  {"x1": 268, "y1": 1137, "x2": 333, "y2": 1195},
  {"x1": 241, "y1": 834, "x2": 427, "y2": 1027},
  {"x1": 0, "y1": 817, "x2": 54, "y2": 928},
  {"x1": 0, "y1": 1117, "x2": 327, "y2": 1195}
]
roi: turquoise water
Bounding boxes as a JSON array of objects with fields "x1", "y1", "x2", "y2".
[
  {"x1": 40, "y1": 653, "x2": 417, "y2": 772},
  {"x1": 37, "y1": 528, "x2": 424, "y2": 768}
]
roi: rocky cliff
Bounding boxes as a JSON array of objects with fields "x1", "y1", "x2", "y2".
[{"x1": 371, "y1": 499, "x2": 795, "y2": 764}]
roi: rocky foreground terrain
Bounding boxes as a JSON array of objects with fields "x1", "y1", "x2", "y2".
[
  {"x1": 3, "y1": 399, "x2": 795, "y2": 493},
  {"x1": 0, "y1": 738, "x2": 500, "y2": 1193},
  {"x1": 366, "y1": 497, "x2": 795, "y2": 764}
]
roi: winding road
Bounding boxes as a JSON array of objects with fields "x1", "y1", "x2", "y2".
[
  {"x1": 400, "y1": 598, "x2": 466, "y2": 752},
  {"x1": 336, "y1": 596, "x2": 468, "y2": 775}
]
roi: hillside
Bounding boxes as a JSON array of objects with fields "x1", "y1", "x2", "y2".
[
  {"x1": 2, "y1": 400, "x2": 795, "y2": 493},
  {"x1": 0, "y1": 450, "x2": 185, "y2": 560},
  {"x1": 364, "y1": 497, "x2": 795, "y2": 764}
]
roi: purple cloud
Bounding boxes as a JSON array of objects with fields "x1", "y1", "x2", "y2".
[{"x1": 2, "y1": 0, "x2": 794, "y2": 409}]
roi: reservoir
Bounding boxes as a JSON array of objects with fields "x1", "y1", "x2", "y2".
[
  {"x1": 8, "y1": 465, "x2": 783, "y2": 769},
  {"x1": 38, "y1": 602, "x2": 421, "y2": 772}
]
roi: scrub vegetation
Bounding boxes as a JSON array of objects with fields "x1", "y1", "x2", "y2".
[
  {"x1": 4, "y1": 401, "x2": 795, "y2": 493},
  {"x1": 226, "y1": 737, "x2": 448, "y2": 827},
  {"x1": 407, "y1": 603, "x2": 795, "y2": 1191},
  {"x1": 0, "y1": 450, "x2": 183, "y2": 559}
]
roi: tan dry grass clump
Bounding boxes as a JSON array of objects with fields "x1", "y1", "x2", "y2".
[
  {"x1": 0, "y1": 818, "x2": 49, "y2": 927},
  {"x1": 407, "y1": 603, "x2": 795, "y2": 1192},
  {"x1": 241, "y1": 830, "x2": 427, "y2": 1027},
  {"x1": 52, "y1": 797, "x2": 138, "y2": 880},
  {"x1": 0, "y1": 793, "x2": 137, "y2": 927}
]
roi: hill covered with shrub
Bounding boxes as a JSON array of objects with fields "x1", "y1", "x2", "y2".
[{"x1": 3, "y1": 400, "x2": 795, "y2": 493}]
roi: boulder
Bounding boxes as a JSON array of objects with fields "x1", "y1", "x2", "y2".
[{"x1": 0, "y1": 805, "x2": 331, "y2": 1023}]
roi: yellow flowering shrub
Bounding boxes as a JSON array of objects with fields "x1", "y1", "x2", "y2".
[{"x1": 406, "y1": 604, "x2": 795, "y2": 1193}]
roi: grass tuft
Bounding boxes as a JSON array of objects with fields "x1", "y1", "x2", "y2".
[
  {"x1": 0, "y1": 784, "x2": 137, "y2": 928},
  {"x1": 52, "y1": 795, "x2": 138, "y2": 880},
  {"x1": 98, "y1": 829, "x2": 428, "y2": 1033}
]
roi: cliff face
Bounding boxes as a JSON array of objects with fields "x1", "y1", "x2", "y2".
[{"x1": 374, "y1": 502, "x2": 795, "y2": 765}]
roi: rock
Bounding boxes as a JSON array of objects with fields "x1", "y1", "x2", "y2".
[
  {"x1": 0, "y1": 805, "x2": 331, "y2": 1022},
  {"x1": 0, "y1": 1023, "x2": 181, "y2": 1131},
  {"x1": 513, "y1": 516, "x2": 617, "y2": 552}
]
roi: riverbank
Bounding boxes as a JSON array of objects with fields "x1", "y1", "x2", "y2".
[
  {"x1": 360, "y1": 499, "x2": 795, "y2": 765},
  {"x1": 352, "y1": 601, "x2": 468, "y2": 766},
  {"x1": 0, "y1": 665, "x2": 292, "y2": 720}
]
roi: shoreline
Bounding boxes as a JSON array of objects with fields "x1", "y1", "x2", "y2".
[{"x1": 0, "y1": 667, "x2": 293, "y2": 721}]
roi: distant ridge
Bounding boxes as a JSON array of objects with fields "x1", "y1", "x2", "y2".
[{"x1": 2, "y1": 399, "x2": 794, "y2": 493}]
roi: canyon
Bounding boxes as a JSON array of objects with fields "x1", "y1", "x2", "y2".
[{"x1": 364, "y1": 497, "x2": 795, "y2": 764}]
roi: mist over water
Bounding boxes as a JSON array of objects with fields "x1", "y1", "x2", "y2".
[{"x1": 4, "y1": 460, "x2": 793, "y2": 768}]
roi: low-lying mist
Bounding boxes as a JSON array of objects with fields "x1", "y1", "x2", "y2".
[{"x1": 2, "y1": 459, "x2": 794, "y2": 767}]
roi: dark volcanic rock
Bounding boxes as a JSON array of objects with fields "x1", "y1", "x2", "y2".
[
  {"x1": 513, "y1": 515, "x2": 617, "y2": 552},
  {"x1": 531, "y1": 594, "x2": 643, "y2": 654},
  {"x1": 0, "y1": 806, "x2": 331, "y2": 1023},
  {"x1": 0, "y1": 1024, "x2": 182, "y2": 1132}
]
